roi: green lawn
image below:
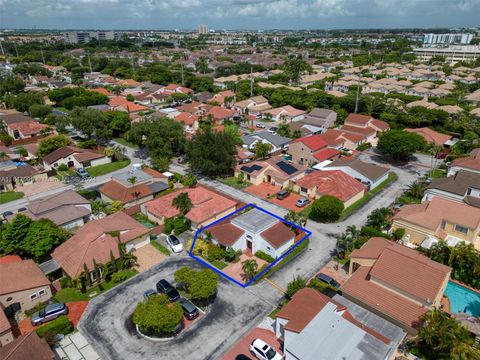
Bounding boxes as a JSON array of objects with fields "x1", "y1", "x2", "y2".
[
  {"x1": 220, "y1": 177, "x2": 250, "y2": 189},
  {"x1": 53, "y1": 288, "x2": 89, "y2": 303},
  {"x1": 86, "y1": 269, "x2": 138, "y2": 297},
  {"x1": 339, "y1": 172, "x2": 398, "y2": 221},
  {"x1": 211, "y1": 260, "x2": 228, "y2": 270},
  {"x1": 86, "y1": 158, "x2": 131, "y2": 177},
  {"x1": 114, "y1": 138, "x2": 138, "y2": 149},
  {"x1": 431, "y1": 169, "x2": 446, "y2": 178},
  {"x1": 151, "y1": 240, "x2": 171, "y2": 256},
  {"x1": 0, "y1": 191, "x2": 24, "y2": 204}
]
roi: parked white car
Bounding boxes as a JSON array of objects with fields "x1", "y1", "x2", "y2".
[
  {"x1": 250, "y1": 339, "x2": 282, "y2": 360},
  {"x1": 166, "y1": 234, "x2": 184, "y2": 253}
]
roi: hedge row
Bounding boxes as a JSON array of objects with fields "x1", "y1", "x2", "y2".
[
  {"x1": 254, "y1": 250, "x2": 275, "y2": 263},
  {"x1": 35, "y1": 315, "x2": 73, "y2": 339}
]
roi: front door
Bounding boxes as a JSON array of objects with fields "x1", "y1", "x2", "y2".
[{"x1": 247, "y1": 240, "x2": 253, "y2": 251}]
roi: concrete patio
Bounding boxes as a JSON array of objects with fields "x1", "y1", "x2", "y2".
[{"x1": 222, "y1": 253, "x2": 268, "y2": 284}]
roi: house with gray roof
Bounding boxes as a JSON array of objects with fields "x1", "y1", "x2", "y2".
[
  {"x1": 242, "y1": 131, "x2": 291, "y2": 155},
  {"x1": 301, "y1": 108, "x2": 337, "y2": 129},
  {"x1": 423, "y1": 169, "x2": 480, "y2": 207}
]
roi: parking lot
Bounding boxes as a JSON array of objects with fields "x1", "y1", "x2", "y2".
[{"x1": 78, "y1": 257, "x2": 282, "y2": 360}]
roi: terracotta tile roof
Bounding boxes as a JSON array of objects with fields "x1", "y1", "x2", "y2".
[
  {"x1": 207, "y1": 223, "x2": 245, "y2": 247},
  {"x1": 142, "y1": 167, "x2": 167, "y2": 178},
  {"x1": 268, "y1": 105, "x2": 305, "y2": 117},
  {"x1": 276, "y1": 288, "x2": 331, "y2": 333},
  {"x1": 175, "y1": 112, "x2": 198, "y2": 126},
  {"x1": 371, "y1": 119, "x2": 390, "y2": 131},
  {"x1": 109, "y1": 96, "x2": 149, "y2": 113},
  {"x1": 42, "y1": 146, "x2": 104, "y2": 165},
  {"x1": 295, "y1": 170, "x2": 366, "y2": 202},
  {"x1": 51, "y1": 212, "x2": 149, "y2": 278},
  {"x1": 340, "y1": 124, "x2": 376, "y2": 137},
  {"x1": 291, "y1": 134, "x2": 328, "y2": 151},
  {"x1": 206, "y1": 106, "x2": 235, "y2": 121},
  {"x1": 312, "y1": 147, "x2": 340, "y2": 161},
  {"x1": 90, "y1": 87, "x2": 113, "y2": 96},
  {"x1": 8, "y1": 121, "x2": 50, "y2": 136},
  {"x1": 0, "y1": 259, "x2": 50, "y2": 296},
  {"x1": 73, "y1": 151, "x2": 106, "y2": 163},
  {"x1": 100, "y1": 180, "x2": 152, "y2": 203},
  {"x1": 341, "y1": 266, "x2": 430, "y2": 329},
  {"x1": 0, "y1": 255, "x2": 22, "y2": 264},
  {"x1": 117, "y1": 79, "x2": 141, "y2": 87},
  {"x1": 452, "y1": 148, "x2": 480, "y2": 172},
  {"x1": 0, "y1": 332, "x2": 55, "y2": 360},
  {"x1": 345, "y1": 113, "x2": 374, "y2": 125},
  {"x1": 393, "y1": 196, "x2": 480, "y2": 231},
  {"x1": 319, "y1": 129, "x2": 346, "y2": 146},
  {"x1": 260, "y1": 221, "x2": 295, "y2": 249},
  {"x1": 145, "y1": 185, "x2": 237, "y2": 224},
  {"x1": 405, "y1": 127, "x2": 451, "y2": 146}
]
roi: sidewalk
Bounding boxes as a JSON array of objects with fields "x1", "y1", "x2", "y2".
[{"x1": 54, "y1": 331, "x2": 101, "y2": 360}]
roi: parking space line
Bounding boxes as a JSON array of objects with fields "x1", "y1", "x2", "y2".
[{"x1": 264, "y1": 278, "x2": 286, "y2": 294}]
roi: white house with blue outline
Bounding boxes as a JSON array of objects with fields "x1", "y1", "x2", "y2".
[{"x1": 206, "y1": 208, "x2": 295, "y2": 259}]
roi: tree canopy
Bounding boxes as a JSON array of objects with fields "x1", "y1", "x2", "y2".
[
  {"x1": 377, "y1": 130, "x2": 427, "y2": 161},
  {"x1": 186, "y1": 126, "x2": 237, "y2": 177},
  {"x1": 174, "y1": 267, "x2": 218, "y2": 304},
  {"x1": 69, "y1": 107, "x2": 112, "y2": 143},
  {"x1": 309, "y1": 195, "x2": 344, "y2": 222},
  {"x1": 132, "y1": 294, "x2": 183, "y2": 335},
  {"x1": 37, "y1": 134, "x2": 71, "y2": 158}
]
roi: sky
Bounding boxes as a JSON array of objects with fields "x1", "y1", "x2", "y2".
[{"x1": 1, "y1": 0, "x2": 479, "y2": 30}]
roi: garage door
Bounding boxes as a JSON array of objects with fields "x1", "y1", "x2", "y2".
[{"x1": 125, "y1": 237, "x2": 151, "y2": 252}]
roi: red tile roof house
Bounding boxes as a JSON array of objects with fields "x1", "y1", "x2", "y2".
[
  {"x1": 174, "y1": 112, "x2": 199, "y2": 134},
  {"x1": 162, "y1": 84, "x2": 194, "y2": 96},
  {"x1": 0, "y1": 257, "x2": 52, "y2": 316},
  {"x1": 0, "y1": 306, "x2": 13, "y2": 346},
  {"x1": 342, "y1": 237, "x2": 451, "y2": 334},
  {"x1": 51, "y1": 212, "x2": 150, "y2": 281},
  {"x1": 447, "y1": 148, "x2": 480, "y2": 176},
  {"x1": 342, "y1": 114, "x2": 390, "y2": 146},
  {"x1": 0, "y1": 331, "x2": 55, "y2": 360},
  {"x1": 108, "y1": 96, "x2": 149, "y2": 114},
  {"x1": 288, "y1": 134, "x2": 340, "y2": 166},
  {"x1": 99, "y1": 168, "x2": 169, "y2": 208},
  {"x1": 207, "y1": 208, "x2": 295, "y2": 259},
  {"x1": 274, "y1": 288, "x2": 406, "y2": 360},
  {"x1": 42, "y1": 145, "x2": 111, "y2": 171},
  {"x1": 208, "y1": 90, "x2": 236, "y2": 106},
  {"x1": 205, "y1": 106, "x2": 237, "y2": 123},
  {"x1": 292, "y1": 170, "x2": 366, "y2": 207},
  {"x1": 263, "y1": 105, "x2": 306, "y2": 122},
  {"x1": 405, "y1": 127, "x2": 453, "y2": 147},
  {"x1": 6, "y1": 121, "x2": 52, "y2": 141},
  {"x1": 142, "y1": 185, "x2": 238, "y2": 229},
  {"x1": 322, "y1": 128, "x2": 366, "y2": 151}
]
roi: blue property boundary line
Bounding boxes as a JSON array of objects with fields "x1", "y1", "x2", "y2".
[{"x1": 189, "y1": 203, "x2": 312, "y2": 288}]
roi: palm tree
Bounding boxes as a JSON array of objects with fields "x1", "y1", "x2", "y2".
[
  {"x1": 104, "y1": 145, "x2": 126, "y2": 161},
  {"x1": 346, "y1": 225, "x2": 359, "y2": 240},
  {"x1": 405, "y1": 181, "x2": 427, "y2": 200},
  {"x1": 241, "y1": 259, "x2": 258, "y2": 280},
  {"x1": 172, "y1": 192, "x2": 192, "y2": 215},
  {"x1": 127, "y1": 176, "x2": 137, "y2": 185}
]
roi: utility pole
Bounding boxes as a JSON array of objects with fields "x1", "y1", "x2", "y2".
[
  {"x1": 181, "y1": 64, "x2": 184, "y2": 86},
  {"x1": 0, "y1": 38, "x2": 4, "y2": 56},
  {"x1": 250, "y1": 66, "x2": 253, "y2": 97},
  {"x1": 354, "y1": 75, "x2": 361, "y2": 114},
  {"x1": 40, "y1": 48, "x2": 45, "y2": 65},
  {"x1": 13, "y1": 41, "x2": 19, "y2": 57},
  {"x1": 87, "y1": 52, "x2": 93, "y2": 73}
]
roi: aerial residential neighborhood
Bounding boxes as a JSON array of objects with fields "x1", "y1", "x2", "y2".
[{"x1": 1, "y1": 4, "x2": 480, "y2": 360}]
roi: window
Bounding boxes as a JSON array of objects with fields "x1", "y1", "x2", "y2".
[
  {"x1": 38, "y1": 289, "x2": 46, "y2": 297},
  {"x1": 30, "y1": 293, "x2": 38, "y2": 301},
  {"x1": 301, "y1": 187, "x2": 307, "y2": 193},
  {"x1": 441, "y1": 220, "x2": 446, "y2": 230},
  {"x1": 467, "y1": 188, "x2": 472, "y2": 195},
  {"x1": 454, "y1": 224, "x2": 469, "y2": 235},
  {"x1": 6, "y1": 297, "x2": 12, "y2": 302}
]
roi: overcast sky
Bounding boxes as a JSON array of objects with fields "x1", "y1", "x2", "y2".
[{"x1": 1, "y1": 0, "x2": 479, "y2": 30}]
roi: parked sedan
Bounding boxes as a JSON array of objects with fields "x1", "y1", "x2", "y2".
[
  {"x1": 75, "y1": 168, "x2": 90, "y2": 179},
  {"x1": 295, "y1": 197, "x2": 310, "y2": 207},
  {"x1": 250, "y1": 339, "x2": 282, "y2": 360},
  {"x1": 179, "y1": 297, "x2": 199, "y2": 320},
  {"x1": 256, "y1": 123, "x2": 266, "y2": 129},
  {"x1": 315, "y1": 272, "x2": 340, "y2": 289},
  {"x1": 31, "y1": 302, "x2": 68, "y2": 326},
  {"x1": 156, "y1": 279, "x2": 180, "y2": 302},
  {"x1": 166, "y1": 234, "x2": 184, "y2": 253}
]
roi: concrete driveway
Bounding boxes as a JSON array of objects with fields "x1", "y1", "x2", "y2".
[{"x1": 78, "y1": 257, "x2": 282, "y2": 360}]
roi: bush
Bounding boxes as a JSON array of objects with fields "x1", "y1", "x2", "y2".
[
  {"x1": 164, "y1": 216, "x2": 191, "y2": 235},
  {"x1": 60, "y1": 277, "x2": 72, "y2": 289},
  {"x1": 224, "y1": 247, "x2": 237, "y2": 262},
  {"x1": 286, "y1": 276, "x2": 306, "y2": 299},
  {"x1": 308, "y1": 279, "x2": 339, "y2": 295},
  {"x1": 58, "y1": 164, "x2": 69, "y2": 171},
  {"x1": 255, "y1": 250, "x2": 275, "y2": 263},
  {"x1": 309, "y1": 195, "x2": 344, "y2": 222},
  {"x1": 205, "y1": 244, "x2": 225, "y2": 262},
  {"x1": 393, "y1": 228, "x2": 406, "y2": 240},
  {"x1": 174, "y1": 267, "x2": 218, "y2": 305},
  {"x1": 356, "y1": 142, "x2": 372, "y2": 151},
  {"x1": 111, "y1": 270, "x2": 132, "y2": 284},
  {"x1": 187, "y1": 237, "x2": 209, "y2": 256},
  {"x1": 360, "y1": 226, "x2": 391, "y2": 239},
  {"x1": 36, "y1": 315, "x2": 73, "y2": 340},
  {"x1": 133, "y1": 294, "x2": 183, "y2": 335}
]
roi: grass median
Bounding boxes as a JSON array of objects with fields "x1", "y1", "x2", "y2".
[{"x1": 87, "y1": 158, "x2": 131, "y2": 177}]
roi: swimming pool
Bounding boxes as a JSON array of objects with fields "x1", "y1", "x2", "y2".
[{"x1": 444, "y1": 281, "x2": 480, "y2": 317}]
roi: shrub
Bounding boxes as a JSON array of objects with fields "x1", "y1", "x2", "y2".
[
  {"x1": 286, "y1": 276, "x2": 306, "y2": 299},
  {"x1": 356, "y1": 142, "x2": 372, "y2": 151},
  {"x1": 58, "y1": 164, "x2": 69, "y2": 171},
  {"x1": 174, "y1": 267, "x2": 218, "y2": 305},
  {"x1": 360, "y1": 226, "x2": 391, "y2": 239},
  {"x1": 187, "y1": 237, "x2": 209, "y2": 256},
  {"x1": 111, "y1": 270, "x2": 131, "y2": 284},
  {"x1": 36, "y1": 315, "x2": 73, "y2": 340},
  {"x1": 164, "y1": 216, "x2": 191, "y2": 235},
  {"x1": 224, "y1": 247, "x2": 237, "y2": 262},
  {"x1": 205, "y1": 244, "x2": 225, "y2": 262},
  {"x1": 308, "y1": 279, "x2": 339, "y2": 295},
  {"x1": 393, "y1": 228, "x2": 406, "y2": 240},
  {"x1": 59, "y1": 277, "x2": 72, "y2": 289},
  {"x1": 133, "y1": 294, "x2": 183, "y2": 335},
  {"x1": 309, "y1": 195, "x2": 344, "y2": 222},
  {"x1": 255, "y1": 250, "x2": 275, "y2": 263}
]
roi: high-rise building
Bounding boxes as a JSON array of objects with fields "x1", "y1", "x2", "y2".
[
  {"x1": 63, "y1": 31, "x2": 118, "y2": 44},
  {"x1": 423, "y1": 33, "x2": 473, "y2": 46},
  {"x1": 198, "y1": 24, "x2": 208, "y2": 35}
]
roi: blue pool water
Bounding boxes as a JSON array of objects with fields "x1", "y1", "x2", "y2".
[{"x1": 445, "y1": 281, "x2": 480, "y2": 317}]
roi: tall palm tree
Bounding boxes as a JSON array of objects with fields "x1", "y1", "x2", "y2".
[{"x1": 172, "y1": 192, "x2": 192, "y2": 215}]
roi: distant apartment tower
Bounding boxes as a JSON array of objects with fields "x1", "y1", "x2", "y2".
[
  {"x1": 64, "y1": 31, "x2": 117, "y2": 44},
  {"x1": 423, "y1": 33, "x2": 473, "y2": 46},
  {"x1": 198, "y1": 24, "x2": 208, "y2": 35}
]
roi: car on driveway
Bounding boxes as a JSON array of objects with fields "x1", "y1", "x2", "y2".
[
  {"x1": 276, "y1": 189, "x2": 289, "y2": 200},
  {"x1": 31, "y1": 302, "x2": 68, "y2": 326},
  {"x1": 156, "y1": 279, "x2": 180, "y2": 302},
  {"x1": 75, "y1": 168, "x2": 90, "y2": 179},
  {"x1": 295, "y1": 197, "x2": 310, "y2": 207},
  {"x1": 166, "y1": 234, "x2": 184, "y2": 253},
  {"x1": 256, "y1": 123, "x2": 266, "y2": 129},
  {"x1": 315, "y1": 272, "x2": 340, "y2": 289},
  {"x1": 179, "y1": 297, "x2": 199, "y2": 320},
  {"x1": 249, "y1": 339, "x2": 282, "y2": 360}
]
